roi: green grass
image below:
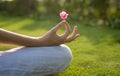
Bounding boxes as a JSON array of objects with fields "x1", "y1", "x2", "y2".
[{"x1": 0, "y1": 16, "x2": 120, "y2": 76}]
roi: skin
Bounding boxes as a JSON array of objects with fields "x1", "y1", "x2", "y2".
[{"x1": 0, "y1": 20, "x2": 79, "y2": 47}]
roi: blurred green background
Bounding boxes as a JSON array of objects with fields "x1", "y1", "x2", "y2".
[
  {"x1": 0, "y1": 0, "x2": 120, "y2": 76},
  {"x1": 0, "y1": 0, "x2": 120, "y2": 29}
]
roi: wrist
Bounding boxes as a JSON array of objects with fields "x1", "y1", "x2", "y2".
[{"x1": 29, "y1": 37, "x2": 46, "y2": 47}]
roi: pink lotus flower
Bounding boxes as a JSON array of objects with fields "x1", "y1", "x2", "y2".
[{"x1": 60, "y1": 11, "x2": 69, "y2": 20}]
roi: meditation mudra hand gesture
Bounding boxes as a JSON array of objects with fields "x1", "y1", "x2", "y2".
[
  {"x1": 0, "y1": 20, "x2": 79, "y2": 46},
  {"x1": 0, "y1": 20, "x2": 79, "y2": 76}
]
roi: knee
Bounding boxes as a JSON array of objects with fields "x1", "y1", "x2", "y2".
[
  {"x1": 0, "y1": 44, "x2": 72, "y2": 76},
  {"x1": 53, "y1": 44, "x2": 72, "y2": 73}
]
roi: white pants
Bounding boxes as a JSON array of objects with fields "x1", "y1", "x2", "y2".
[{"x1": 0, "y1": 44, "x2": 72, "y2": 76}]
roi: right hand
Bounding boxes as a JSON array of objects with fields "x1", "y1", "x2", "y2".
[{"x1": 38, "y1": 20, "x2": 80, "y2": 46}]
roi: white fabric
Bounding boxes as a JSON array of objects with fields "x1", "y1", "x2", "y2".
[{"x1": 0, "y1": 44, "x2": 72, "y2": 76}]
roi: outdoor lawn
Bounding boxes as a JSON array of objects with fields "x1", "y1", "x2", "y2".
[{"x1": 0, "y1": 16, "x2": 120, "y2": 76}]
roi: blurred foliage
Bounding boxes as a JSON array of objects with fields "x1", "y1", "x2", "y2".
[
  {"x1": 0, "y1": 0, "x2": 120, "y2": 29},
  {"x1": 0, "y1": 0, "x2": 38, "y2": 16}
]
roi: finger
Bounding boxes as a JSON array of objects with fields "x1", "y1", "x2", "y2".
[
  {"x1": 65, "y1": 34, "x2": 80, "y2": 42},
  {"x1": 65, "y1": 26, "x2": 80, "y2": 42},
  {"x1": 51, "y1": 20, "x2": 66, "y2": 32},
  {"x1": 64, "y1": 20, "x2": 71, "y2": 31},
  {"x1": 66, "y1": 25, "x2": 77, "y2": 39},
  {"x1": 60, "y1": 21, "x2": 71, "y2": 38},
  {"x1": 72, "y1": 26, "x2": 77, "y2": 37}
]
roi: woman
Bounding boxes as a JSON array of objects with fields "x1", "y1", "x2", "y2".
[{"x1": 0, "y1": 20, "x2": 79, "y2": 76}]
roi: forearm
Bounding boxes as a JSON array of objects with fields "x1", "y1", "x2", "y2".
[
  {"x1": 0, "y1": 20, "x2": 79, "y2": 46},
  {"x1": 0, "y1": 28, "x2": 42, "y2": 46}
]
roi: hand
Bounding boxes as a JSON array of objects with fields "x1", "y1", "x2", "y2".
[{"x1": 39, "y1": 20, "x2": 80, "y2": 46}]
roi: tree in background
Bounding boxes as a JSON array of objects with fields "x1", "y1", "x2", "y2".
[
  {"x1": 43, "y1": 0, "x2": 61, "y2": 16},
  {"x1": 13, "y1": 0, "x2": 38, "y2": 15},
  {"x1": 0, "y1": 0, "x2": 38, "y2": 16},
  {"x1": 0, "y1": 0, "x2": 119, "y2": 29}
]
